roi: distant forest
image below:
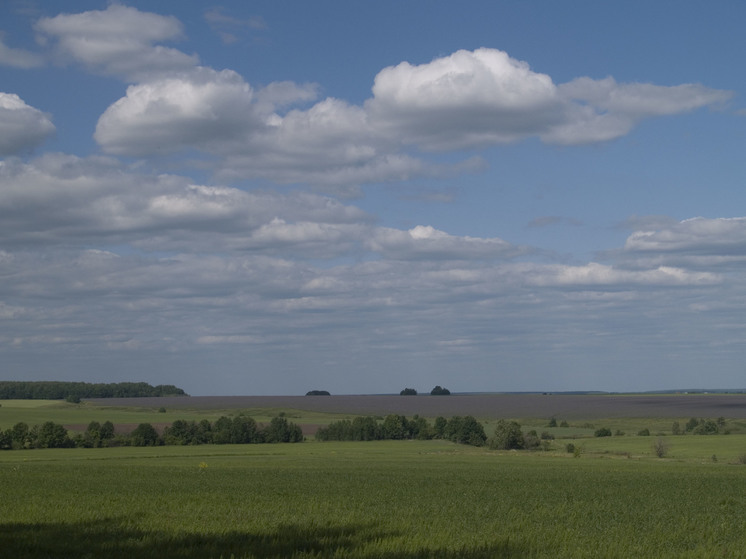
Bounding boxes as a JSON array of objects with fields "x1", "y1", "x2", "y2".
[{"x1": 0, "y1": 381, "x2": 188, "y2": 400}]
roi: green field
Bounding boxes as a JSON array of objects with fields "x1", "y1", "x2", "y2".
[
  {"x1": 2, "y1": 442, "x2": 746, "y2": 558},
  {"x1": 0, "y1": 399, "x2": 339, "y2": 431},
  {"x1": 3, "y1": 399, "x2": 746, "y2": 558}
]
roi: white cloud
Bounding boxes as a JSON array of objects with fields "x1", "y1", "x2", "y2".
[
  {"x1": 367, "y1": 225, "x2": 522, "y2": 260},
  {"x1": 0, "y1": 154, "x2": 370, "y2": 253},
  {"x1": 0, "y1": 35, "x2": 43, "y2": 68},
  {"x1": 95, "y1": 68, "x2": 259, "y2": 155},
  {"x1": 544, "y1": 77, "x2": 732, "y2": 144},
  {"x1": 89, "y1": 42, "x2": 731, "y2": 186},
  {"x1": 34, "y1": 4, "x2": 197, "y2": 81},
  {"x1": 368, "y1": 49, "x2": 732, "y2": 150},
  {"x1": 368, "y1": 48, "x2": 563, "y2": 150},
  {"x1": 0, "y1": 93, "x2": 55, "y2": 155},
  {"x1": 624, "y1": 217, "x2": 746, "y2": 253}
]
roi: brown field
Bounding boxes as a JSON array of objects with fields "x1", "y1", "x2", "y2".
[{"x1": 86, "y1": 393, "x2": 746, "y2": 420}]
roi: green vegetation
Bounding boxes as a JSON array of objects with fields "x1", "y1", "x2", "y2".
[
  {"x1": 2, "y1": 441, "x2": 746, "y2": 558},
  {"x1": 2, "y1": 414, "x2": 303, "y2": 450},
  {"x1": 0, "y1": 381, "x2": 187, "y2": 400},
  {"x1": 400, "y1": 387, "x2": 418, "y2": 395},
  {"x1": 2, "y1": 398, "x2": 746, "y2": 557},
  {"x1": 315, "y1": 414, "x2": 486, "y2": 446},
  {"x1": 430, "y1": 385, "x2": 451, "y2": 395},
  {"x1": 305, "y1": 390, "x2": 330, "y2": 396}
]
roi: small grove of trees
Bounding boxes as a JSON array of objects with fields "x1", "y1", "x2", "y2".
[
  {"x1": 430, "y1": 386, "x2": 451, "y2": 396},
  {"x1": 684, "y1": 417, "x2": 726, "y2": 435},
  {"x1": 305, "y1": 390, "x2": 330, "y2": 396},
  {"x1": 400, "y1": 388, "x2": 417, "y2": 396},
  {"x1": 488, "y1": 420, "x2": 548, "y2": 451},
  {"x1": 315, "y1": 414, "x2": 486, "y2": 446},
  {"x1": 0, "y1": 415, "x2": 303, "y2": 450}
]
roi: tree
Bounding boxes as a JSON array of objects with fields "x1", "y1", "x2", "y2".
[
  {"x1": 35, "y1": 422, "x2": 73, "y2": 448},
  {"x1": 0, "y1": 429, "x2": 12, "y2": 450},
  {"x1": 445, "y1": 416, "x2": 486, "y2": 446},
  {"x1": 263, "y1": 416, "x2": 303, "y2": 443},
  {"x1": 594, "y1": 427, "x2": 612, "y2": 437},
  {"x1": 430, "y1": 385, "x2": 451, "y2": 396},
  {"x1": 671, "y1": 421, "x2": 681, "y2": 435},
  {"x1": 489, "y1": 420, "x2": 525, "y2": 450},
  {"x1": 382, "y1": 414, "x2": 409, "y2": 440},
  {"x1": 10, "y1": 422, "x2": 30, "y2": 449},
  {"x1": 230, "y1": 415, "x2": 258, "y2": 444},
  {"x1": 400, "y1": 388, "x2": 417, "y2": 396},
  {"x1": 433, "y1": 416, "x2": 447, "y2": 439},
  {"x1": 306, "y1": 390, "x2": 330, "y2": 396},
  {"x1": 130, "y1": 423, "x2": 160, "y2": 446}
]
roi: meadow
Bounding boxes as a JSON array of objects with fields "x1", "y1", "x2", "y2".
[{"x1": 2, "y1": 395, "x2": 746, "y2": 558}]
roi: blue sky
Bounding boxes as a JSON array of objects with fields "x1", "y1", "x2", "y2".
[{"x1": 2, "y1": 1, "x2": 745, "y2": 395}]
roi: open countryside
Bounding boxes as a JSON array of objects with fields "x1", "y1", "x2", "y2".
[{"x1": 2, "y1": 393, "x2": 746, "y2": 558}]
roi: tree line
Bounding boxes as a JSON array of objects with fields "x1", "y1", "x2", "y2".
[
  {"x1": 0, "y1": 381, "x2": 188, "y2": 400},
  {"x1": 315, "y1": 414, "x2": 487, "y2": 446},
  {"x1": 0, "y1": 415, "x2": 302, "y2": 450}
]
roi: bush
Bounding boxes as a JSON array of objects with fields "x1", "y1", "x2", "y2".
[
  {"x1": 653, "y1": 437, "x2": 669, "y2": 458},
  {"x1": 305, "y1": 390, "x2": 330, "y2": 396},
  {"x1": 400, "y1": 388, "x2": 417, "y2": 396},
  {"x1": 547, "y1": 417, "x2": 557, "y2": 428},
  {"x1": 560, "y1": 420, "x2": 569, "y2": 428},
  {"x1": 430, "y1": 385, "x2": 451, "y2": 396},
  {"x1": 637, "y1": 428, "x2": 650, "y2": 436},
  {"x1": 565, "y1": 443, "x2": 575, "y2": 454},
  {"x1": 594, "y1": 427, "x2": 612, "y2": 437}
]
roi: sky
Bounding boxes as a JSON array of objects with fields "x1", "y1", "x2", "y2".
[{"x1": 1, "y1": 1, "x2": 745, "y2": 396}]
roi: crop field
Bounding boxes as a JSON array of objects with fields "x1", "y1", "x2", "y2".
[
  {"x1": 2, "y1": 393, "x2": 746, "y2": 558},
  {"x1": 2, "y1": 441, "x2": 746, "y2": 558}
]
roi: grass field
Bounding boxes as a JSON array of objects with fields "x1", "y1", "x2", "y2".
[
  {"x1": 2, "y1": 441, "x2": 746, "y2": 558},
  {"x1": 3, "y1": 395, "x2": 746, "y2": 558}
]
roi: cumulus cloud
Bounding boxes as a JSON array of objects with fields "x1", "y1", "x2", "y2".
[
  {"x1": 0, "y1": 93, "x2": 55, "y2": 155},
  {"x1": 367, "y1": 48, "x2": 563, "y2": 150},
  {"x1": 367, "y1": 48, "x2": 732, "y2": 149},
  {"x1": 34, "y1": 4, "x2": 197, "y2": 81},
  {"x1": 95, "y1": 68, "x2": 260, "y2": 155},
  {"x1": 86, "y1": 33, "x2": 731, "y2": 186}
]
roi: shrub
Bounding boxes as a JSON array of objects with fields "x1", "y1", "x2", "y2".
[
  {"x1": 637, "y1": 428, "x2": 650, "y2": 436},
  {"x1": 305, "y1": 390, "x2": 330, "y2": 396},
  {"x1": 594, "y1": 427, "x2": 612, "y2": 437},
  {"x1": 653, "y1": 437, "x2": 669, "y2": 458},
  {"x1": 430, "y1": 385, "x2": 451, "y2": 396},
  {"x1": 565, "y1": 443, "x2": 575, "y2": 454},
  {"x1": 560, "y1": 420, "x2": 569, "y2": 428},
  {"x1": 547, "y1": 417, "x2": 557, "y2": 428},
  {"x1": 400, "y1": 388, "x2": 417, "y2": 396}
]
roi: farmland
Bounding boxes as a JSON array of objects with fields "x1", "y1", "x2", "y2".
[{"x1": 2, "y1": 393, "x2": 746, "y2": 558}]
